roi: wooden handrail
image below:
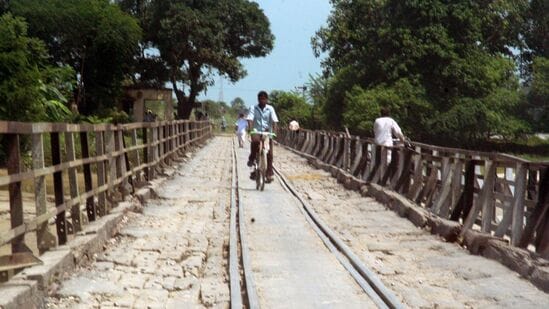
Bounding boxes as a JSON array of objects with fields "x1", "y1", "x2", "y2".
[
  {"x1": 279, "y1": 128, "x2": 549, "y2": 258},
  {"x1": 0, "y1": 120, "x2": 213, "y2": 268}
]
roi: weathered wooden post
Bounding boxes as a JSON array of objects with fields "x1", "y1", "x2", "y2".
[
  {"x1": 147, "y1": 124, "x2": 156, "y2": 179},
  {"x1": 80, "y1": 130, "x2": 96, "y2": 222},
  {"x1": 510, "y1": 163, "x2": 527, "y2": 245},
  {"x1": 450, "y1": 159, "x2": 476, "y2": 221},
  {"x1": 184, "y1": 121, "x2": 190, "y2": 151},
  {"x1": 50, "y1": 131, "x2": 67, "y2": 245},
  {"x1": 95, "y1": 130, "x2": 107, "y2": 216},
  {"x1": 32, "y1": 129, "x2": 56, "y2": 252},
  {"x1": 7, "y1": 134, "x2": 28, "y2": 253},
  {"x1": 105, "y1": 127, "x2": 116, "y2": 209},
  {"x1": 65, "y1": 129, "x2": 83, "y2": 233}
]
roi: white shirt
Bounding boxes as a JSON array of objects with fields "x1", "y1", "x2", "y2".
[
  {"x1": 374, "y1": 117, "x2": 403, "y2": 146},
  {"x1": 246, "y1": 104, "x2": 279, "y2": 132},
  {"x1": 235, "y1": 118, "x2": 248, "y2": 134},
  {"x1": 289, "y1": 120, "x2": 300, "y2": 131}
]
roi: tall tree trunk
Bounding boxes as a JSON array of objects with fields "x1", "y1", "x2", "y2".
[{"x1": 171, "y1": 80, "x2": 193, "y2": 119}]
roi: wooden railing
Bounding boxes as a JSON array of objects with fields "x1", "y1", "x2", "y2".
[
  {"x1": 0, "y1": 120, "x2": 212, "y2": 271},
  {"x1": 279, "y1": 129, "x2": 549, "y2": 258}
]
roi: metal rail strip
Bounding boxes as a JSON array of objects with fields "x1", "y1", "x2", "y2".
[
  {"x1": 229, "y1": 139, "x2": 243, "y2": 308},
  {"x1": 230, "y1": 139, "x2": 260, "y2": 309},
  {"x1": 273, "y1": 166, "x2": 404, "y2": 309}
]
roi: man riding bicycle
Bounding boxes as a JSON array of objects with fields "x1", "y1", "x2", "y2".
[{"x1": 247, "y1": 91, "x2": 278, "y2": 183}]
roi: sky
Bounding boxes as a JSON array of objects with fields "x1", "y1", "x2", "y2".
[{"x1": 198, "y1": 0, "x2": 332, "y2": 108}]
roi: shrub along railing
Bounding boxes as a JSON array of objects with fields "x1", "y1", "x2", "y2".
[
  {"x1": 0, "y1": 120, "x2": 211, "y2": 277},
  {"x1": 279, "y1": 128, "x2": 549, "y2": 258}
]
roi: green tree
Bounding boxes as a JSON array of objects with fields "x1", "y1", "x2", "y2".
[
  {"x1": 269, "y1": 91, "x2": 313, "y2": 128},
  {"x1": 313, "y1": 0, "x2": 530, "y2": 145},
  {"x1": 527, "y1": 57, "x2": 549, "y2": 131},
  {"x1": 343, "y1": 78, "x2": 431, "y2": 138},
  {"x1": 0, "y1": 13, "x2": 75, "y2": 122},
  {"x1": 129, "y1": 0, "x2": 274, "y2": 119},
  {"x1": 305, "y1": 74, "x2": 329, "y2": 129},
  {"x1": 0, "y1": 13, "x2": 47, "y2": 121},
  {"x1": 520, "y1": 0, "x2": 548, "y2": 78},
  {"x1": 230, "y1": 97, "x2": 246, "y2": 113},
  {"x1": 11, "y1": 0, "x2": 142, "y2": 115}
]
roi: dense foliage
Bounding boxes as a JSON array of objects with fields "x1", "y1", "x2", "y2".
[
  {"x1": 269, "y1": 90, "x2": 314, "y2": 129},
  {"x1": 312, "y1": 0, "x2": 547, "y2": 146},
  {"x1": 11, "y1": 0, "x2": 142, "y2": 116},
  {"x1": 0, "y1": 13, "x2": 75, "y2": 122}
]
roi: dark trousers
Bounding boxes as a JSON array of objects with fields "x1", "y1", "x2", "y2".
[{"x1": 249, "y1": 139, "x2": 274, "y2": 177}]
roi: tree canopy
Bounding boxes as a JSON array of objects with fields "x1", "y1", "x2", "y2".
[
  {"x1": 312, "y1": 0, "x2": 539, "y2": 145},
  {"x1": 269, "y1": 90, "x2": 314, "y2": 129},
  {"x1": 119, "y1": 0, "x2": 274, "y2": 119},
  {"x1": 0, "y1": 13, "x2": 74, "y2": 122},
  {"x1": 11, "y1": 0, "x2": 142, "y2": 115}
]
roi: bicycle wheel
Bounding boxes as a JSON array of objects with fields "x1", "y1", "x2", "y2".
[
  {"x1": 256, "y1": 166, "x2": 262, "y2": 190},
  {"x1": 260, "y1": 149, "x2": 267, "y2": 191}
]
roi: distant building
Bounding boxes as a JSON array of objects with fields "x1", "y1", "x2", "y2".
[{"x1": 124, "y1": 87, "x2": 175, "y2": 122}]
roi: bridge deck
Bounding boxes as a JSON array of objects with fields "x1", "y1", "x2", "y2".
[
  {"x1": 236, "y1": 144, "x2": 375, "y2": 308},
  {"x1": 276, "y1": 146, "x2": 549, "y2": 308},
  {"x1": 44, "y1": 136, "x2": 547, "y2": 308}
]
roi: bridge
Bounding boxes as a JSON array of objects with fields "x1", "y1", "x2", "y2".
[{"x1": 0, "y1": 120, "x2": 547, "y2": 308}]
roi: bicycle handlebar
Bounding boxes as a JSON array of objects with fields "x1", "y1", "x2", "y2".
[{"x1": 250, "y1": 130, "x2": 276, "y2": 138}]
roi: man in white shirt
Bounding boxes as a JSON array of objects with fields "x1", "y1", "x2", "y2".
[
  {"x1": 374, "y1": 107, "x2": 405, "y2": 162},
  {"x1": 235, "y1": 113, "x2": 248, "y2": 148},
  {"x1": 247, "y1": 91, "x2": 279, "y2": 182}
]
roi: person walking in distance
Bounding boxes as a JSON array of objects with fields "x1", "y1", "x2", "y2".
[
  {"x1": 235, "y1": 113, "x2": 248, "y2": 148},
  {"x1": 247, "y1": 91, "x2": 279, "y2": 183},
  {"x1": 373, "y1": 107, "x2": 406, "y2": 163}
]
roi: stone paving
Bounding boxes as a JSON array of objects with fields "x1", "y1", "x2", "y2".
[
  {"x1": 276, "y1": 146, "x2": 549, "y2": 308},
  {"x1": 46, "y1": 137, "x2": 233, "y2": 308}
]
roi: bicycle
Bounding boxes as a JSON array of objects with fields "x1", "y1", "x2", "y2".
[{"x1": 250, "y1": 131, "x2": 276, "y2": 191}]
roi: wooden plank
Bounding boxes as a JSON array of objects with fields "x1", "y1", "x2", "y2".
[
  {"x1": 7, "y1": 134, "x2": 28, "y2": 253},
  {"x1": 148, "y1": 126, "x2": 157, "y2": 179},
  {"x1": 65, "y1": 131, "x2": 83, "y2": 233},
  {"x1": 415, "y1": 163, "x2": 438, "y2": 206},
  {"x1": 332, "y1": 135, "x2": 342, "y2": 166},
  {"x1": 509, "y1": 163, "x2": 527, "y2": 245},
  {"x1": 312, "y1": 132, "x2": 321, "y2": 157},
  {"x1": 451, "y1": 160, "x2": 475, "y2": 222},
  {"x1": 394, "y1": 149, "x2": 413, "y2": 194},
  {"x1": 131, "y1": 129, "x2": 143, "y2": 182},
  {"x1": 159, "y1": 125, "x2": 165, "y2": 164},
  {"x1": 95, "y1": 131, "x2": 107, "y2": 216},
  {"x1": 431, "y1": 160, "x2": 455, "y2": 216},
  {"x1": 80, "y1": 132, "x2": 96, "y2": 222},
  {"x1": 142, "y1": 127, "x2": 150, "y2": 180},
  {"x1": 445, "y1": 158, "x2": 464, "y2": 218},
  {"x1": 0, "y1": 253, "x2": 42, "y2": 272},
  {"x1": 461, "y1": 160, "x2": 496, "y2": 233},
  {"x1": 32, "y1": 132, "x2": 55, "y2": 253},
  {"x1": 519, "y1": 167, "x2": 549, "y2": 249},
  {"x1": 350, "y1": 139, "x2": 363, "y2": 175},
  {"x1": 480, "y1": 161, "x2": 497, "y2": 232},
  {"x1": 106, "y1": 129, "x2": 116, "y2": 210},
  {"x1": 533, "y1": 168, "x2": 549, "y2": 257},
  {"x1": 322, "y1": 134, "x2": 330, "y2": 160},
  {"x1": 406, "y1": 150, "x2": 424, "y2": 201},
  {"x1": 51, "y1": 132, "x2": 67, "y2": 245}
]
